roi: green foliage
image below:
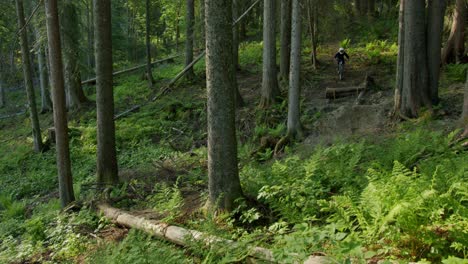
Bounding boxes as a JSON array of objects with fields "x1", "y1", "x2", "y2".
[
  {"x1": 239, "y1": 41, "x2": 263, "y2": 72},
  {"x1": 340, "y1": 38, "x2": 351, "y2": 49},
  {"x1": 322, "y1": 160, "x2": 468, "y2": 261},
  {"x1": 0, "y1": 194, "x2": 25, "y2": 220},
  {"x1": 86, "y1": 229, "x2": 191, "y2": 264},
  {"x1": 0, "y1": 208, "x2": 100, "y2": 263},
  {"x1": 445, "y1": 64, "x2": 468, "y2": 83},
  {"x1": 253, "y1": 141, "x2": 367, "y2": 223},
  {"x1": 240, "y1": 126, "x2": 468, "y2": 262},
  {"x1": 147, "y1": 181, "x2": 185, "y2": 222}
]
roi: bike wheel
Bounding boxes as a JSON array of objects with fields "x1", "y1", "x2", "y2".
[{"x1": 338, "y1": 63, "x2": 344, "y2": 80}]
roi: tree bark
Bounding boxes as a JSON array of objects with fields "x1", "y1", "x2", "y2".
[
  {"x1": 442, "y1": 0, "x2": 466, "y2": 64},
  {"x1": 394, "y1": 0, "x2": 404, "y2": 114},
  {"x1": 360, "y1": 0, "x2": 368, "y2": 15},
  {"x1": 462, "y1": 70, "x2": 468, "y2": 138},
  {"x1": 145, "y1": 0, "x2": 154, "y2": 88},
  {"x1": 38, "y1": 45, "x2": 53, "y2": 113},
  {"x1": 0, "y1": 75, "x2": 5, "y2": 108},
  {"x1": 239, "y1": 0, "x2": 247, "y2": 41},
  {"x1": 233, "y1": 0, "x2": 244, "y2": 107},
  {"x1": 205, "y1": 0, "x2": 243, "y2": 211},
  {"x1": 44, "y1": 0, "x2": 75, "y2": 208},
  {"x1": 426, "y1": 0, "x2": 446, "y2": 105},
  {"x1": 233, "y1": 0, "x2": 241, "y2": 70},
  {"x1": 185, "y1": 0, "x2": 195, "y2": 80},
  {"x1": 199, "y1": 0, "x2": 206, "y2": 49},
  {"x1": 287, "y1": 0, "x2": 303, "y2": 139},
  {"x1": 62, "y1": 0, "x2": 88, "y2": 110},
  {"x1": 307, "y1": 0, "x2": 318, "y2": 69},
  {"x1": 97, "y1": 203, "x2": 285, "y2": 262},
  {"x1": 15, "y1": 0, "x2": 43, "y2": 153},
  {"x1": 94, "y1": 0, "x2": 119, "y2": 186},
  {"x1": 260, "y1": 0, "x2": 280, "y2": 108},
  {"x1": 368, "y1": 0, "x2": 375, "y2": 16},
  {"x1": 280, "y1": 0, "x2": 292, "y2": 81},
  {"x1": 355, "y1": 0, "x2": 361, "y2": 15},
  {"x1": 0, "y1": 58, "x2": 5, "y2": 108},
  {"x1": 86, "y1": 0, "x2": 95, "y2": 76},
  {"x1": 400, "y1": 0, "x2": 431, "y2": 117},
  {"x1": 175, "y1": 0, "x2": 182, "y2": 52}
]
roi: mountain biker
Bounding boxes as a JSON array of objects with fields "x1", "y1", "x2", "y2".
[
  {"x1": 334, "y1": 48, "x2": 349, "y2": 80},
  {"x1": 334, "y1": 47, "x2": 349, "y2": 67}
]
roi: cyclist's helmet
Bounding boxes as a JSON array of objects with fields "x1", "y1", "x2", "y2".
[{"x1": 339, "y1": 47, "x2": 345, "y2": 54}]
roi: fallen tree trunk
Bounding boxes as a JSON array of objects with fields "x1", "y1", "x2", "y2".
[
  {"x1": 113, "y1": 105, "x2": 141, "y2": 120},
  {"x1": 325, "y1": 86, "x2": 366, "y2": 99},
  {"x1": 81, "y1": 54, "x2": 181, "y2": 86},
  {"x1": 167, "y1": 52, "x2": 205, "y2": 87},
  {"x1": 97, "y1": 203, "x2": 328, "y2": 263},
  {"x1": 0, "y1": 110, "x2": 26, "y2": 120},
  {"x1": 325, "y1": 74, "x2": 373, "y2": 99},
  {"x1": 97, "y1": 203, "x2": 275, "y2": 261}
]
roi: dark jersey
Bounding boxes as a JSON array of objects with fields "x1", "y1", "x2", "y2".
[{"x1": 334, "y1": 52, "x2": 349, "y2": 64}]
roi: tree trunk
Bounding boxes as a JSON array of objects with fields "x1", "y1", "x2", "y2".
[
  {"x1": 400, "y1": 0, "x2": 431, "y2": 117},
  {"x1": 94, "y1": 0, "x2": 119, "y2": 186},
  {"x1": 368, "y1": 0, "x2": 375, "y2": 16},
  {"x1": 185, "y1": 0, "x2": 195, "y2": 80},
  {"x1": 426, "y1": 0, "x2": 446, "y2": 105},
  {"x1": 97, "y1": 202, "x2": 327, "y2": 263},
  {"x1": 145, "y1": 0, "x2": 154, "y2": 88},
  {"x1": 38, "y1": 45, "x2": 53, "y2": 113},
  {"x1": 0, "y1": 75, "x2": 4, "y2": 108},
  {"x1": 62, "y1": 0, "x2": 88, "y2": 110},
  {"x1": 239, "y1": 0, "x2": 247, "y2": 41},
  {"x1": 394, "y1": 0, "x2": 404, "y2": 114},
  {"x1": 44, "y1": 0, "x2": 75, "y2": 208},
  {"x1": 233, "y1": 0, "x2": 240, "y2": 70},
  {"x1": 0, "y1": 58, "x2": 5, "y2": 108},
  {"x1": 260, "y1": 0, "x2": 280, "y2": 108},
  {"x1": 360, "y1": 0, "x2": 368, "y2": 15},
  {"x1": 287, "y1": 0, "x2": 303, "y2": 139},
  {"x1": 442, "y1": 0, "x2": 466, "y2": 64},
  {"x1": 15, "y1": 0, "x2": 43, "y2": 153},
  {"x1": 232, "y1": 0, "x2": 244, "y2": 107},
  {"x1": 199, "y1": 0, "x2": 206, "y2": 50},
  {"x1": 175, "y1": 0, "x2": 182, "y2": 52},
  {"x1": 87, "y1": 0, "x2": 95, "y2": 76},
  {"x1": 280, "y1": 0, "x2": 292, "y2": 81},
  {"x1": 462, "y1": 70, "x2": 468, "y2": 138},
  {"x1": 307, "y1": 0, "x2": 318, "y2": 69},
  {"x1": 205, "y1": 0, "x2": 243, "y2": 211},
  {"x1": 355, "y1": 0, "x2": 361, "y2": 15}
]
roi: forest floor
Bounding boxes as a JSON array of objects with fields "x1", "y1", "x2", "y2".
[{"x1": 0, "y1": 43, "x2": 467, "y2": 263}]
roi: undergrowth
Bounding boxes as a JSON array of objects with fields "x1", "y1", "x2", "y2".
[{"x1": 0, "y1": 39, "x2": 467, "y2": 264}]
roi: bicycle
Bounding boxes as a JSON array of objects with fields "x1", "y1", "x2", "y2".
[{"x1": 337, "y1": 60, "x2": 345, "y2": 80}]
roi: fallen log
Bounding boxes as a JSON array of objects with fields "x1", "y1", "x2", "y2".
[
  {"x1": 82, "y1": 54, "x2": 181, "y2": 86},
  {"x1": 97, "y1": 203, "x2": 329, "y2": 263},
  {"x1": 325, "y1": 74, "x2": 374, "y2": 100},
  {"x1": 113, "y1": 105, "x2": 142, "y2": 120},
  {"x1": 166, "y1": 52, "x2": 206, "y2": 88},
  {"x1": 0, "y1": 110, "x2": 26, "y2": 120},
  {"x1": 325, "y1": 86, "x2": 366, "y2": 99}
]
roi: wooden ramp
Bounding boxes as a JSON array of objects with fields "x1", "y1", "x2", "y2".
[{"x1": 325, "y1": 75, "x2": 373, "y2": 99}]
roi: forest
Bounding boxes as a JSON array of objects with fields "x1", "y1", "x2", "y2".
[{"x1": 0, "y1": 0, "x2": 467, "y2": 263}]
